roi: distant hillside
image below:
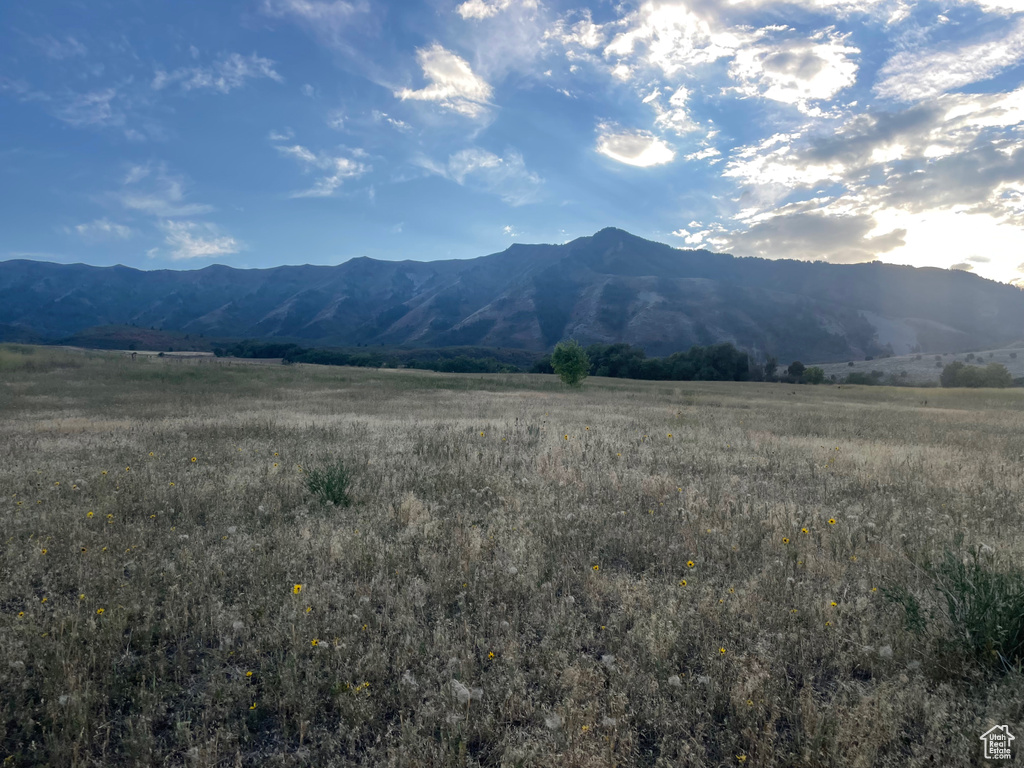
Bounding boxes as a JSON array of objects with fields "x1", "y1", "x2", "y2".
[
  {"x1": 2, "y1": 228, "x2": 1023, "y2": 362},
  {"x1": 57, "y1": 325, "x2": 214, "y2": 352}
]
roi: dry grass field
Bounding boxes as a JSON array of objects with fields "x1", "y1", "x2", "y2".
[
  {"x1": 814, "y1": 346, "x2": 1024, "y2": 386},
  {"x1": 2, "y1": 343, "x2": 1023, "y2": 767}
]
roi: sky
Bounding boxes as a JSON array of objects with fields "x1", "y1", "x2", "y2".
[{"x1": 2, "y1": 0, "x2": 1024, "y2": 284}]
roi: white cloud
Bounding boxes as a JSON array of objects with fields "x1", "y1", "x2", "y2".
[
  {"x1": 875, "y1": 18, "x2": 1024, "y2": 102},
  {"x1": 268, "y1": 128, "x2": 294, "y2": 141},
  {"x1": 261, "y1": 0, "x2": 370, "y2": 53},
  {"x1": 971, "y1": 0, "x2": 1024, "y2": 14},
  {"x1": 670, "y1": 227, "x2": 714, "y2": 245},
  {"x1": 685, "y1": 146, "x2": 721, "y2": 161},
  {"x1": 152, "y1": 53, "x2": 283, "y2": 93},
  {"x1": 56, "y1": 88, "x2": 123, "y2": 128},
  {"x1": 725, "y1": 0, "x2": 890, "y2": 15},
  {"x1": 503, "y1": 224, "x2": 520, "y2": 236},
  {"x1": 604, "y1": 3, "x2": 748, "y2": 76},
  {"x1": 372, "y1": 110, "x2": 411, "y2": 131},
  {"x1": 71, "y1": 218, "x2": 134, "y2": 240},
  {"x1": 160, "y1": 220, "x2": 241, "y2": 260},
  {"x1": 546, "y1": 10, "x2": 605, "y2": 49},
  {"x1": 275, "y1": 143, "x2": 369, "y2": 197},
  {"x1": 596, "y1": 124, "x2": 676, "y2": 167},
  {"x1": 421, "y1": 148, "x2": 542, "y2": 205},
  {"x1": 395, "y1": 44, "x2": 493, "y2": 118},
  {"x1": 326, "y1": 110, "x2": 346, "y2": 130},
  {"x1": 119, "y1": 163, "x2": 214, "y2": 217},
  {"x1": 32, "y1": 35, "x2": 87, "y2": 60},
  {"x1": 301, "y1": 83, "x2": 315, "y2": 97},
  {"x1": 457, "y1": 0, "x2": 537, "y2": 20},
  {"x1": 729, "y1": 31, "x2": 859, "y2": 111},
  {"x1": 651, "y1": 85, "x2": 699, "y2": 134},
  {"x1": 720, "y1": 199, "x2": 907, "y2": 263}
]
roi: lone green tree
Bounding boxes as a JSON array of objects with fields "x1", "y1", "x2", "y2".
[
  {"x1": 551, "y1": 339, "x2": 590, "y2": 387},
  {"x1": 803, "y1": 366, "x2": 825, "y2": 384},
  {"x1": 787, "y1": 361, "x2": 806, "y2": 379}
]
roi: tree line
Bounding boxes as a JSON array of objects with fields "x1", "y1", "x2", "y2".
[
  {"x1": 533, "y1": 341, "x2": 753, "y2": 382},
  {"x1": 212, "y1": 338, "x2": 1019, "y2": 388}
]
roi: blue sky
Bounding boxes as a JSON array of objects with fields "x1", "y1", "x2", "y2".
[{"x1": 3, "y1": 0, "x2": 1024, "y2": 283}]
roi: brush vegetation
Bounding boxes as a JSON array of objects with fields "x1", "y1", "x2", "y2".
[{"x1": 1, "y1": 345, "x2": 1023, "y2": 766}]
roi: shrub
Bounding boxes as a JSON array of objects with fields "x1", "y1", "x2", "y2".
[
  {"x1": 304, "y1": 456, "x2": 352, "y2": 507},
  {"x1": 940, "y1": 361, "x2": 1012, "y2": 388},
  {"x1": 787, "y1": 361, "x2": 806, "y2": 378},
  {"x1": 530, "y1": 354, "x2": 554, "y2": 374},
  {"x1": 551, "y1": 339, "x2": 590, "y2": 387},
  {"x1": 932, "y1": 549, "x2": 1024, "y2": 670},
  {"x1": 882, "y1": 583, "x2": 928, "y2": 635},
  {"x1": 803, "y1": 366, "x2": 825, "y2": 384},
  {"x1": 845, "y1": 371, "x2": 884, "y2": 385}
]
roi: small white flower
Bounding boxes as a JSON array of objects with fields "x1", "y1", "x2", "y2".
[
  {"x1": 667, "y1": 675, "x2": 682, "y2": 688},
  {"x1": 544, "y1": 713, "x2": 562, "y2": 730}
]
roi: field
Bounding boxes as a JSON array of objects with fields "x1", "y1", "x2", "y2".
[
  {"x1": 1, "y1": 344, "x2": 1023, "y2": 767},
  {"x1": 813, "y1": 345, "x2": 1024, "y2": 386}
]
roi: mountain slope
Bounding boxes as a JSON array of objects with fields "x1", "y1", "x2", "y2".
[{"x1": 2, "y1": 228, "x2": 1022, "y2": 362}]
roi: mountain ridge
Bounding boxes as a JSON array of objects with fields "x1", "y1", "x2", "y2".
[{"x1": 2, "y1": 228, "x2": 1022, "y2": 362}]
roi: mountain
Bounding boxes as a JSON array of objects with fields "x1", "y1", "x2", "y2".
[{"x1": 2, "y1": 228, "x2": 1023, "y2": 362}]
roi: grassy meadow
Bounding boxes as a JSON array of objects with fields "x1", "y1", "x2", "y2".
[
  {"x1": 1, "y1": 343, "x2": 1023, "y2": 766},
  {"x1": 814, "y1": 345, "x2": 1024, "y2": 386}
]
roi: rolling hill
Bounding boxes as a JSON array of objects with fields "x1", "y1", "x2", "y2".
[{"x1": 2, "y1": 228, "x2": 1023, "y2": 362}]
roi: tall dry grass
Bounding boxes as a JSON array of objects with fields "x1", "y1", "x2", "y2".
[{"x1": 1, "y1": 347, "x2": 1022, "y2": 766}]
